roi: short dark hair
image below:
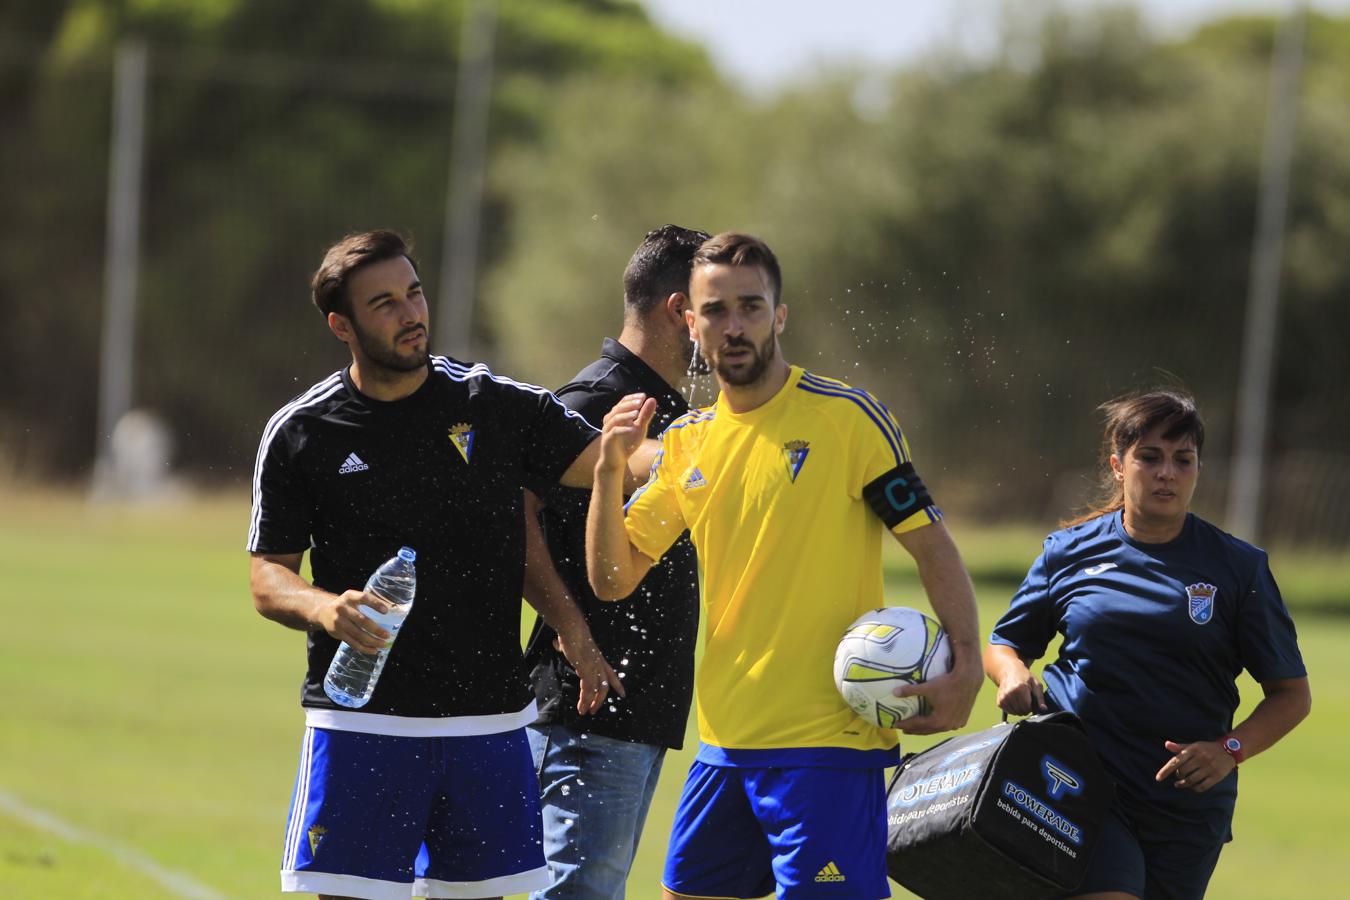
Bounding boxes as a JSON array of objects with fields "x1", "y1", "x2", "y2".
[
  {"x1": 622, "y1": 224, "x2": 711, "y2": 316},
  {"x1": 692, "y1": 231, "x2": 783, "y2": 305},
  {"x1": 311, "y1": 230, "x2": 419, "y2": 318}
]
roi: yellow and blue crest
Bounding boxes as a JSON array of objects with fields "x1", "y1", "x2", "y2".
[
  {"x1": 448, "y1": 422, "x2": 475, "y2": 464},
  {"x1": 783, "y1": 439, "x2": 810, "y2": 482},
  {"x1": 1185, "y1": 582, "x2": 1217, "y2": 625}
]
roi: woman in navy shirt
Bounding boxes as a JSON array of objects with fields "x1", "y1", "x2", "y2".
[{"x1": 985, "y1": 390, "x2": 1310, "y2": 900}]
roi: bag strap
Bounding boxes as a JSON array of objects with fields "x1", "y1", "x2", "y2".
[{"x1": 1000, "y1": 709, "x2": 1083, "y2": 730}]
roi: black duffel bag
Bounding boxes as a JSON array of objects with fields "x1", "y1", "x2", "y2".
[{"x1": 885, "y1": 711, "x2": 1112, "y2": 899}]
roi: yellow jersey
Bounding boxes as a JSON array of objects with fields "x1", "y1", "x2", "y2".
[{"x1": 624, "y1": 366, "x2": 941, "y2": 766}]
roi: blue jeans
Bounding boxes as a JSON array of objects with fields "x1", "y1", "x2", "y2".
[{"x1": 527, "y1": 723, "x2": 666, "y2": 900}]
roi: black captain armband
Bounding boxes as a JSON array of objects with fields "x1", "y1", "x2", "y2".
[{"x1": 864, "y1": 462, "x2": 935, "y2": 528}]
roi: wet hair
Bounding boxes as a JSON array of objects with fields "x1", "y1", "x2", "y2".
[
  {"x1": 311, "y1": 230, "x2": 418, "y2": 318},
  {"x1": 623, "y1": 224, "x2": 711, "y2": 316},
  {"x1": 692, "y1": 231, "x2": 783, "y2": 305},
  {"x1": 1064, "y1": 389, "x2": 1206, "y2": 527}
]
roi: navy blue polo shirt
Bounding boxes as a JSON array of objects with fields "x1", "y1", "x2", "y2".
[{"x1": 991, "y1": 511, "x2": 1306, "y2": 841}]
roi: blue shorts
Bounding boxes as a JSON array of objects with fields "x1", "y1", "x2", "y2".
[
  {"x1": 1075, "y1": 803, "x2": 1225, "y2": 900},
  {"x1": 662, "y1": 761, "x2": 890, "y2": 899},
  {"x1": 281, "y1": 726, "x2": 548, "y2": 900}
]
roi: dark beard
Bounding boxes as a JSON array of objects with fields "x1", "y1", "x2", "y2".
[
  {"x1": 716, "y1": 333, "x2": 776, "y2": 386},
  {"x1": 353, "y1": 322, "x2": 429, "y2": 374}
]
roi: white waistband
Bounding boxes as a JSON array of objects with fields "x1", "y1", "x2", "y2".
[{"x1": 303, "y1": 701, "x2": 538, "y2": 737}]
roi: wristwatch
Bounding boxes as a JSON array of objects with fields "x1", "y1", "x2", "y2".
[{"x1": 1221, "y1": 735, "x2": 1245, "y2": 766}]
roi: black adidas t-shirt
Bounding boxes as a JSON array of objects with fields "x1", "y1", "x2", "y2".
[
  {"x1": 524, "y1": 339, "x2": 700, "y2": 749},
  {"x1": 248, "y1": 356, "x2": 598, "y2": 723}
]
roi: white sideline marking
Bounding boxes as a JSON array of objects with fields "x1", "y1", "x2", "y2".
[{"x1": 0, "y1": 790, "x2": 223, "y2": 899}]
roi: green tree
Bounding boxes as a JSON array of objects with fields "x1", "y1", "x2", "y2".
[
  {"x1": 486, "y1": 7, "x2": 1350, "y2": 539},
  {"x1": 0, "y1": 0, "x2": 714, "y2": 476}
]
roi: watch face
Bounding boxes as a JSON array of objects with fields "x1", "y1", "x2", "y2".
[{"x1": 1224, "y1": 737, "x2": 1242, "y2": 752}]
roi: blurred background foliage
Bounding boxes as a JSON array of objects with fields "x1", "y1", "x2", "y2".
[{"x1": 2, "y1": 0, "x2": 1348, "y2": 542}]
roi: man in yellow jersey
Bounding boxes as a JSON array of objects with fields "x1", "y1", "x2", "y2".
[{"x1": 586, "y1": 232, "x2": 983, "y2": 899}]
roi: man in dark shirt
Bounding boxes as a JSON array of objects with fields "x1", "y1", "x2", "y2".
[
  {"x1": 523, "y1": 225, "x2": 708, "y2": 899},
  {"x1": 248, "y1": 230, "x2": 649, "y2": 900}
]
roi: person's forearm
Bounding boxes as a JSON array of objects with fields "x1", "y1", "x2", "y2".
[
  {"x1": 888, "y1": 523, "x2": 984, "y2": 732},
  {"x1": 586, "y1": 461, "x2": 649, "y2": 600},
  {"x1": 913, "y1": 530, "x2": 981, "y2": 677},
  {"x1": 984, "y1": 642, "x2": 1031, "y2": 686},
  {"x1": 252, "y1": 553, "x2": 394, "y2": 653},
  {"x1": 522, "y1": 495, "x2": 592, "y2": 643},
  {"x1": 526, "y1": 500, "x2": 624, "y2": 712},
  {"x1": 559, "y1": 434, "x2": 659, "y2": 491},
  {"x1": 624, "y1": 438, "x2": 660, "y2": 493},
  {"x1": 984, "y1": 640, "x2": 1047, "y2": 715},
  {"x1": 1228, "y1": 678, "x2": 1311, "y2": 761},
  {"x1": 523, "y1": 571, "x2": 594, "y2": 649},
  {"x1": 250, "y1": 557, "x2": 332, "y2": 631}
]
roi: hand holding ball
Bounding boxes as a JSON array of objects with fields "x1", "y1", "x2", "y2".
[{"x1": 834, "y1": 606, "x2": 952, "y2": 727}]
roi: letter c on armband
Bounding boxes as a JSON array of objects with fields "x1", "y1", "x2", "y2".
[
  {"x1": 864, "y1": 462, "x2": 935, "y2": 529},
  {"x1": 885, "y1": 477, "x2": 916, "y2": 512}
]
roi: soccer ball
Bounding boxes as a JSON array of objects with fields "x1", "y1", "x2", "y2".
[{"x1": 834, "y1": 606, "x2": 951, "y2": 727}]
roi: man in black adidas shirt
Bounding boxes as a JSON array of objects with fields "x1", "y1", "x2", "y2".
[
  {"x1": 522, "y1": 226, "x2": 706, "y2": 899},
  {"x1": 247, "y1": 230, "x2": 651, "y2": 900}
]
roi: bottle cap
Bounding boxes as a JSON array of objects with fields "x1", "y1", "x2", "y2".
[{"x1": 398, "y1": 547, "x2": 416, "y2": 562}]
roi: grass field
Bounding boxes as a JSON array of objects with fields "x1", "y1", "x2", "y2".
[{"x1": 2, "y1": 489, "x2": 1346, "y2": 898}]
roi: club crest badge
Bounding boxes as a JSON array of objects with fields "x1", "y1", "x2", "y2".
[
  {"x1": 307, "y1": 825, "x2": 327, "y2": 856},
  {"x1": 783, "y1": 439, "x2": 810, "y2": 483},
  {"x1": 448, "y1": 423, "x2": 475, "y2": 464},
  {"x1": 1185, "y1": 582, "x2": 1217, "y2": 625}
]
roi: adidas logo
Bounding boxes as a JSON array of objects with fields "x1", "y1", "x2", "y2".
[
  {"x1": 338, "y1": 453, "x2": 369, "y2": 474},
  {"x1": 683, "y1": 467, "x2": 707, "y2": 490},
  {"x1": 814, "y1": 861, "x2": 846, "y2": 883}
]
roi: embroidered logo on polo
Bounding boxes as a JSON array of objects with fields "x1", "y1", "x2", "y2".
[
  {"x1": 683, "y1": 467, "x2": 707, "y2": 490},
  {"x1": 783, "y1": 439, "x2": 810, "y2": 482},
  {"x1": 1083, "y1": 562, "x2": 1118, "y2": 575},
  {"x1": 1186, "y1": 582, "x2": 1217, "y2": 625},
  {"x1": 307, "y1": 824, "x2": 327, "y2": 856},
  {"x1": 337, "y1": 453, "x2": 368, "y2": 474},
  {"x1": 448, "y1": 423, "x2": 475, "y2": 463}
]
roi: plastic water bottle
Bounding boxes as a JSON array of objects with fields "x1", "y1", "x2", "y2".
[{"x1": 323, "y1": 547, "x2": 416, "y2": 708}]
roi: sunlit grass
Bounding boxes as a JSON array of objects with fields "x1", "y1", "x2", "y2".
[{"x1": 2, "y1": 489, "x2": 1343, "y2": 898}]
